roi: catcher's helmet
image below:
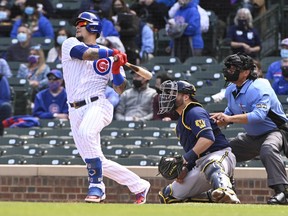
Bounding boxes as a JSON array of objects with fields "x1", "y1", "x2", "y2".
[
  {"x1": 158, "y1": 80, "x2": 196, "y2": 114},
  {"x1": 74, "y1": 11, "x2": 102, "y2": 34}
]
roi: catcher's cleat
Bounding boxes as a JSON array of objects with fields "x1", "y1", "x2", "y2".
[
  {"x1": 211, "y1": 188, "x2": 240, "y2": 204},
  {"x1": 158, "y1": 184, "x2": 182, "y2": 204},
  {"x1": 85, "y1": 187, "x2": 106, "y2": 203},
  {"x1": 134, "y1": 181, "x2": 150, "y2": 204}
]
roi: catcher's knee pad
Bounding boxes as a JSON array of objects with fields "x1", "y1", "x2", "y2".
[
  {"x1": 203, "y1": 160, "x2": 232, "y2": 190},
  {"x1": 85, "y1": 157, "x2": 103, "y2": 184},
  {"x1": 158, "y1": 184, "x2": 181, "y2": 204}
]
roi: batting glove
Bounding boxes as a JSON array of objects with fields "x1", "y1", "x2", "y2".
[{"x1": 112, "y1": 53, "x2": 127, "y2": 75}]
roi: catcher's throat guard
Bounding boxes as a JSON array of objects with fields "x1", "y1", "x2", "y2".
[{"x1": 158, "y1": 155, "x2": 184, "y2": 180}]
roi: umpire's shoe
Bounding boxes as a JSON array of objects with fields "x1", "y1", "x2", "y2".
[
  {"x1": 267, "y1": 184, "x2": 288, "y2": 205},
  {"x1": 211, "y1": 188, "x2": 240, "y2": 204},
  {"x1": 85, "y1": 187, "x2": 106, "y2": 203}
]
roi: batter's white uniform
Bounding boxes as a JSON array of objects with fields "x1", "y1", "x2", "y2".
[{"x1": 61, "y1": 37, "x2": 149, "y2": 195}]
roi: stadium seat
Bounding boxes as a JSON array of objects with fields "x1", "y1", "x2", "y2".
[
  {"x1": 41, "y1": 145, "x2": 79, "y2": 157},
  {"x1": 155, "y1": 28, "x2": 171, "y2": 56},
  {"x1": 260, "y1": 56, "x2": 281, "y2": 73},
  {"x1": 102, "y1": 146, "x2": 130, "y2": 158},
  {"x1": 1, "y1": 146, "x2": 43, "y2": 157},
  {"x1": 149, "y1": 56, "x2": 181, "y2": 69},
  {"x1": 184, "y1": 56, "x2": 218, "y2": 66},
  {"x1": 112, "y1": 157, "x2": 156, "y2": 166}
]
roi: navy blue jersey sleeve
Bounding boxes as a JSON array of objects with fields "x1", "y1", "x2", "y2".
[
  {"x1": 70, "y1": 45, "x2": 89, "y2": 60},
  {"x1": 184, "y1": 106, "x2": 215, "y2": 142}
]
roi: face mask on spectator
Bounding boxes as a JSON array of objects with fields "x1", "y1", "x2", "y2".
[
  {"x1": 281, "y1": 49, "x2": 288, "y2": 58},
  {"x1": 0, "y1": 11, "x2": 8, "y2": 21},
  {"x1": 237, "y1": 19, "x2": 247, "y2": 29},
  {"x1": 48, "y1": 81, "x2": 61, "y2": 92},
  {"x1": 27, "y1": 55, "x2": 39, "y2": 64},
  {"x1": 56, "y1": 35, "x2": 67, "y2": 45},
  {"x1": 17, "y1": 32, "x2": 28, "y2": 42},
  {"x1": 133, "y1": 80, "x2": 143, "y2": 88},
  {"x1": 24, "y1": 7, "x2": 34, "y2": 15}
]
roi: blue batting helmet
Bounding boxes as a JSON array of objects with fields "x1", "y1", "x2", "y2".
[{"x1": 74, "y1": 11, "x2": 102, "y2": 34}]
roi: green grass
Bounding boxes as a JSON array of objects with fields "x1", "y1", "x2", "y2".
[{"x1": 1, "y1": 202, "x2": 288, "y2": 216}]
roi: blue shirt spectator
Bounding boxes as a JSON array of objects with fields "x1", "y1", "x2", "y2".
[
  {"x1": 10, "y1": 0, "x2": 54, "y2": 39},
  {"x1": 0, "y1": 58, "x2": 12, "y2": 78},
  {"x1": 105, "y1": 85, "x2": 120, "y2": 107},
  {"x1": 0, "y1": 72, "x2": 12, "y2": 123},
  {"x1": 33, "y1": 69, "x2": 68, "y2": 119},
  {"x1": 265, "y1": 38, "x2": 288, "y2": 83}
]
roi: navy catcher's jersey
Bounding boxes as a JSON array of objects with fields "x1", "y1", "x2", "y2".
[{"x1": 176, "y1": 102, "x2": 230, "y2": 156}]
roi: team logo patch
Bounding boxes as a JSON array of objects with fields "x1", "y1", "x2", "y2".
[
  {"x1": 93, "y1": 58, "x2": 111, "y2": 75},
  {"x1": 256, "y1": 103, "x2": 268, "y2": 110},
  {"x1": 195, "y1": 119, "x2": 206, "y2": 128}
]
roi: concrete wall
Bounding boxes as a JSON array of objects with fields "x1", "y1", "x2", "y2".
[{"x1": 0, "y1": 165, "x2": 277, "y2": 204}]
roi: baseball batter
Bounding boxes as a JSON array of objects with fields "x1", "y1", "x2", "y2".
[
  {"x1": 157, "y1": 80, "x2": 240, "y2": 204},
  {"x1": 61, "y1": 11, "x2": 150, "y2": 204}
]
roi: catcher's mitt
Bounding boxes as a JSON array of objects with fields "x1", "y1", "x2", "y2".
[{"x1": 158, "y1": 155, "x2": 184, "y2": 180}]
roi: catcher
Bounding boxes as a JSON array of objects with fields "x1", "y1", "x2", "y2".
[{"x1": 157, "y1": 80, "x2": 240, "y2": 204}]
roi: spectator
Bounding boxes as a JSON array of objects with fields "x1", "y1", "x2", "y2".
[
  {"x1": 0, "y1": 71, "x2": 12, "y2": 124},
  {"x1": 17, "y1": 45, "x2": 50, "y2": 102},
  {"x1": 131, "y1": 0, "x2": 168, "y2": 31},
  {"x1": 10, "y1": 0, "x2": 54, "y2": 39},
  {"x1": 32, "y1": 69, "x2": 68, "y2": 120},
  {"x1": 112, "y1": 0, "x2": 140, "y2": 65},
  {"x1": 168, "y1": 0, "x2": 204, "y2": 62},
  {"x1": 0, "y1": 58, "x2": 12, "y2": 78},
  {"x1": 46, "y1": 28, "x2": 72, "y2": 64},
  {"x1": 105, "y1": 85, "x2": 120, "y2": 107},
  {"x1": 272, "y1": 62, "x2": 288, "y2": 95},
  {"x1": 227, "y1": 7, "x2": 261, "y2": 59},
  {"x1": 211, "y1": 53, "x2": 288, "y2": 205},
  {"x1": 78, "y1": 0, "x2": 113, "y2": 20},
  {"x1": 265, "y1": 38, "x2": 288, "y2": 83},
  {"x1": 92, "y1": 9, "x2": 125, "y2": 53},
  {"x1": 152, "y1": 73, "x2": 179, "y2": 121},
  {"x1": 0, "y1": 1, "x2": 13, "y2": 37},
  {"x1": 156, "y1": 0, "x2": 177, "y2": 8},
  {"x1": 115, "y1": 72, "x2": 157, "y2": 121},
  {"x1": 137, "y1": 19, "x2": 154, "y2": 64},
  {"x1": 6, "y1": 24, "x2": 33, "y2": 62}
]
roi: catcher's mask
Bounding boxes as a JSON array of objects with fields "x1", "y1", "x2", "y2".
[{"x1": 158, "y1": 80, "x2": 196, "y2": 114}]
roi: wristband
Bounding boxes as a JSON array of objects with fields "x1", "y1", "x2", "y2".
[
  {"x1": 183, "y1": 149, "x2": 198, "y2": 165},
  {"x1": 98, "y1": 48, "x2": 113, "y2": 58},
  {"x1": 112, "y1": 73, "x2": 124, "y2": 86}
]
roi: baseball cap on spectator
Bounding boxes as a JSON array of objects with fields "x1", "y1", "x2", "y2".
[
  {"x1": 47, "y1": 69, "x2": 63, "y2": 79},
  {"x1": 281, "y1": 38, "x2": 288, "y2": 48}
]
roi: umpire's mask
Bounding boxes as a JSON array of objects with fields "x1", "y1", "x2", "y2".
[{"x1": 158, "y1": 80, "x2": 178, "y2": 114}]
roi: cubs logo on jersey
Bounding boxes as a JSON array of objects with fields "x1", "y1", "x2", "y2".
[{"x1": 93, "y1": 58, "x2": 111, "y2": 75}]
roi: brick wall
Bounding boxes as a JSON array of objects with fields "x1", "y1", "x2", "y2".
[{"x1": 0, "y1": 166, "x2": 276, "y2": 204}]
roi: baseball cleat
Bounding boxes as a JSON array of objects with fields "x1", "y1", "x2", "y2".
[
  {"x1": 211, "y1": 188, "x2": 240, "y2": 204},
  {"x1": 85, "y1": 187, "x2": 106, "y2": 203},
  {"x1": 134, "y1": 181, "x2": 151, "y2": 204}
]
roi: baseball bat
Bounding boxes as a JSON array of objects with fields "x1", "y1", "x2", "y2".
[
  {"x1": 125, "y1": 62, "x2": 153, "y2": 80},
  {"x1": 113, "y1": 56, "x2": 153, "y2": 80}
]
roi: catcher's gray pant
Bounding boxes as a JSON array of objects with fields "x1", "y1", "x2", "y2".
[
  {"x1": 171, "y1": 147, "x2": 236, "y2": 200},
  {"x1": 230, "y1": 131, "x2": 288, "y2": 187}
]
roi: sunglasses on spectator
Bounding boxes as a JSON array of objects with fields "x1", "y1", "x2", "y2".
[{"x1": 76, "y1": 21, "x2": 88, "y2": 27}]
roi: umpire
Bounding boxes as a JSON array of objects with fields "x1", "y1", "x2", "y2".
[{"x1": 211, "y1": 53, "x2": 288, "y2": 205}]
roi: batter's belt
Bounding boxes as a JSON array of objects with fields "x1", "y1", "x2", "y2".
[{"x1": 69, "y1": 96, "x2": 99, "y2": 109}]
